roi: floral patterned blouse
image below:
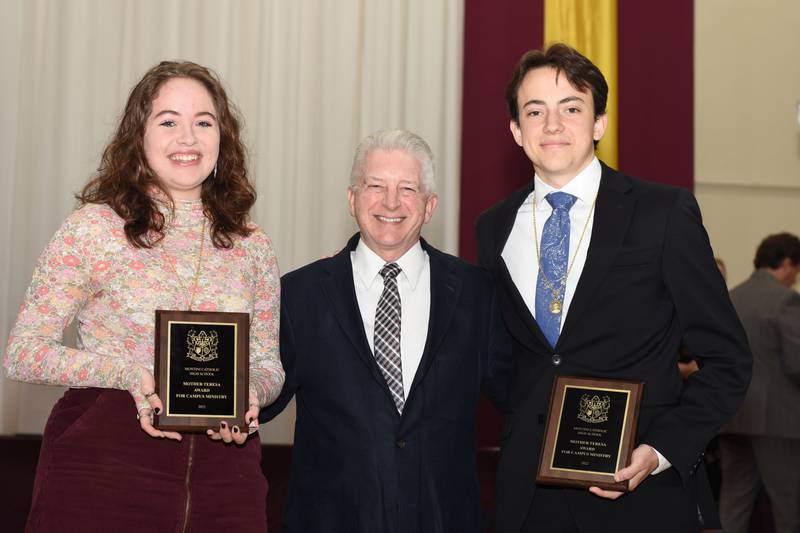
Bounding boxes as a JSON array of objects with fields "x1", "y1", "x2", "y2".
[{"x1": 4, "y1": 200, "x2": 284, "y2": 408}]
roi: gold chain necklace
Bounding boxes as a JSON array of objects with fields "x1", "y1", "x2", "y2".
[
  {"x1": 163, "y1": 217, "x2": 207, "y2": 311},
  {"x1": 532, "y1": 193, "x2": 596, "y2": 314}
]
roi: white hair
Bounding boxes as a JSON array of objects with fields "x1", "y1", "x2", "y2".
[{"x1": 349, "y1": 129, "x2": 436, "y2": 195}]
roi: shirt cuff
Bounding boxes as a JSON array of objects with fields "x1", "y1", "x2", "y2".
[{"x1": 650, "y1": 446, "x2": 671, "y2": 475}]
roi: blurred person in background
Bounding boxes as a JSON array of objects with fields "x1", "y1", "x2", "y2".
[{"x1": 720, "y1": 232, "x2": 800, "y2": 533}]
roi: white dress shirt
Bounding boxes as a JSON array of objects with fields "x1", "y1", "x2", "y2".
[
  {"x1": 502, "y1": 157, "x2": 600, "y2": 326},
  {"x1": 351, "y1": 238, "x2": 430, "y2": 400},
  {"x1": 501, "y1": 157, "x2": 670, "y2": 475}
]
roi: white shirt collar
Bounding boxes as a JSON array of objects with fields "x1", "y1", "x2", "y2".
[
  {"x1": 532, "y1": 157, "x2": 601, "y2": 208},
  {"x1": 352, "y1": 238, "x2": 426, "y2": 290}
]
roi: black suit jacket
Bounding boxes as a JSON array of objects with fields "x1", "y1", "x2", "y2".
[
  {"x1": 475, "y1": 163, "x2": 751, "y2": 533},
  {"x1": 260, "y1": 234, "x2": 511, "y2": 533}
]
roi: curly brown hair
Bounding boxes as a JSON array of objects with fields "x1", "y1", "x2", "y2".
[{"x1": 78, "y1": 61, "x2": 255, "y2": 248}]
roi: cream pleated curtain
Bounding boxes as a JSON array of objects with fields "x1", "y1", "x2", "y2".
[{"x1": 0, "y1": 0, "x2": 464, "y2": 442}]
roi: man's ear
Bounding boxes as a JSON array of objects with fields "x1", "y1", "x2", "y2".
[
  {"x1": 510, "y1": 120, "x2": 523, "y2": 146},
  {"x1": 347, "y1": 186, "x2": 356, "y2": 217},
  {"x1": 593, "y1": 113, "x2": 608, "y2": 141},
  {"x1": 423, "y1": 194, "x2": 438, "y2": 224}
]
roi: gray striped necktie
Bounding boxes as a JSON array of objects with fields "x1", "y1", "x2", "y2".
[{"x1": 374, "y1": 263, "x2": 404, "y2": 413}]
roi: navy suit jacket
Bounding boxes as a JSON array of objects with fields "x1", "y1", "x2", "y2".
[
  {"x1": 475, "y1": 163, "x2": 752, "y2": 533},
  {"x1": 261, "y1": 234, "x2": 511, "y2": 533}
]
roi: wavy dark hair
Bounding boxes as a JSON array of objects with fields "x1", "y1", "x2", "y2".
[{"x1": 78, "y1": 61, "x2": 255, "y2": 248}]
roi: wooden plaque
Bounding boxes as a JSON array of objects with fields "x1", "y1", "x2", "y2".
[
  {"x1": 536, "y1": 375, "x2": 643, "y2": 491},
  {"x1": 153, "y1": 310, "x2": 249, "y2": 432}
]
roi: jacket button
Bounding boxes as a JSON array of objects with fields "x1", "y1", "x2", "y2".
[
  {"x1": 396, "y1": 440, "x2": 406, "y2": 449},
  {"x1": 551, "y1": 354, "x2": 562, "y2": 365}
]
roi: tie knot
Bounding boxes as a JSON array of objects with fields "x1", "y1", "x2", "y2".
[
  {"x1": 380, "y1": 263, "x2": 402, "y2": 281},
  {"x1": 546, "y1": 191, "x2": 577, "y2": 211}
]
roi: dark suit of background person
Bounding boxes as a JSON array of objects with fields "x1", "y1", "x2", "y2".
[
  {"x1": 260, "y1": 130, "x2": 511, "y2": 533},
  {"x1": 475, "y1": 44, "x2": 751, "y2": 533},
  {"x1": 719, "y1": 233, "x2": 800, "y2": 533}
]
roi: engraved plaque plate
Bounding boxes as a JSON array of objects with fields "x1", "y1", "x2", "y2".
[
  {"x1": 153, "y1": 310, "x2": 248, "y2": 432},
  {"x1": 536, "y1": 375, "x2": 643, "y2": 491}
]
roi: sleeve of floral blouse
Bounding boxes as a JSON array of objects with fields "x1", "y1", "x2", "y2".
[
  {"x1": 247, "y1": 230, "x2": 285, "y2": 407},
  {"x1": 3, "y1": 206, "x2": 136, "y2": 390}
]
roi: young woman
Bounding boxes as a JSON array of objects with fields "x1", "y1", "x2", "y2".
[{"x1": 4, "y1": 61, "x2": 283, "y2": 532}]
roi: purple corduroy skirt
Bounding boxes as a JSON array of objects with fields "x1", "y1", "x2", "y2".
[{"x1": 26, "y1": 387, "x2": 268, "y2": 532}]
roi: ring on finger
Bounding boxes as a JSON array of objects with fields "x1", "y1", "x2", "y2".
[
  {"x1": 144, "y1": 391, "x2": 156, "y2": 399},
  {"x1": 136, "y1": 408, "x2": 153, "y2": 421}
]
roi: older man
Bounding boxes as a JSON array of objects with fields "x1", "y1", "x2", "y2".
[{"x1": 261, "y1": 130, "x2": 510, "y2": 532}]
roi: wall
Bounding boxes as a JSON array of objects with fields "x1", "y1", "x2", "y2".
[{"x1": 695, "y1": 0, "x2": 800, "y2": 288}]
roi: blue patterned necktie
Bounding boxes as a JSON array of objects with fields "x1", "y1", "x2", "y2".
[
  {"x1": 374, "y1": 263, "x2": 404, "y2": 413},
  {"x1": 535, "y1": 192, "x2": 577, "y2": 348}
]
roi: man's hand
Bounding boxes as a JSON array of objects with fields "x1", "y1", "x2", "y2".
[
  {"x1": 678, "y1": 360, "x2": 700, "y2": 379},
  {"x1": 589, "y1": 444, "x2": 659, "y2": 500}
]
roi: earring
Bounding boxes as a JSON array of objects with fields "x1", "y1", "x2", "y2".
[{"x1": 212, "y1": 164, "x2": 218, "y2": 179}]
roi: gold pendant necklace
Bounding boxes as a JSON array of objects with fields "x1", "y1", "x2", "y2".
[
  {"x1": 162, "y1": 218, "x2": 207, "y2": 311},
  {"x1": 532, "y1": 193, "x2": 596, "y2": 315}
]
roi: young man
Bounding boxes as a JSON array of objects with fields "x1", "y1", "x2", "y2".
[{"x1": 476, "y1": 44, "x2": 751, "y2": 533}]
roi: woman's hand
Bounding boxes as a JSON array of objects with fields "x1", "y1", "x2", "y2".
[
  {"x1": 129, "y1": 365, "x2": 182, "y2": 441},
  {"x1": 206, "y1": 391, "x2": 260, "y2": 445}
]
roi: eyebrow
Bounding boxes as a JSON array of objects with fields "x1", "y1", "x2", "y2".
[
  {"x1": 522, "y1": 95, "x2": 585, "y2": 108},
  {"x1": 363, "y1": 176, "x2": 420, "y2": 187},
  {"x1": 153, "y1": 109, "x2": 218, "y2": 120}
]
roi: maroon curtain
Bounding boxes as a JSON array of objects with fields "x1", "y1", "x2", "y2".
[
  {"x1": 618, "y1": 0, "x2": 694, "y2": 189},
  {"x1": 459, "y1": 0, "x2": 545, "y2": 268},
  {"x1": 460, "y1": 0, "x2": 545, "y2": 447}
]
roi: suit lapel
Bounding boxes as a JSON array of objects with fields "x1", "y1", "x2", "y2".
[
  {"x1": 491, "y1": 183, "x2": 552, "y2": 352},
  {"x1": 558, "y1": 165, "x2": 635, "y2": 344},
  {"x1": 407, "y1": 241, "x2": 461, "y2": 398},
  {"x1": 320, "y1": 234, "x2": 392, "y2": 395}
]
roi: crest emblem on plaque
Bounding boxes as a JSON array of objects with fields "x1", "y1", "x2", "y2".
[
  {"x1": 577, "y1": 394, "x2": 610, "y2": 424},
  {"x1": 186, "y1": 329, "x2": 219, "y2": 362}
]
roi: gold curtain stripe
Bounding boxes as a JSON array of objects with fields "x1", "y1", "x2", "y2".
[{"x1": 544, "y1": 0, "x2": 618, "y2": 169}]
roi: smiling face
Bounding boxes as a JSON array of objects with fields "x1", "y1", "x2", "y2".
[
  {"x1": 143, "y1": 77, "x2": 220, "y2": 200},
  {"x1": 510, "y1": 66, "x2": 607, "y2": 188},
  {"x1": 348, "y1": 149, "x2": 438, "y2": 262}
]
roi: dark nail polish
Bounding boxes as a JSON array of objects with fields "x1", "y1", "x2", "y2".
[
  {"x1": 154, "y1": 407, "x2": 161, "y2": 415},
  {"x1": 233, "y1": 426, "x2": 240, "y2": 434},
  {"x1": 220, "y1": 421, "x2": 227, "y2": 430}
]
